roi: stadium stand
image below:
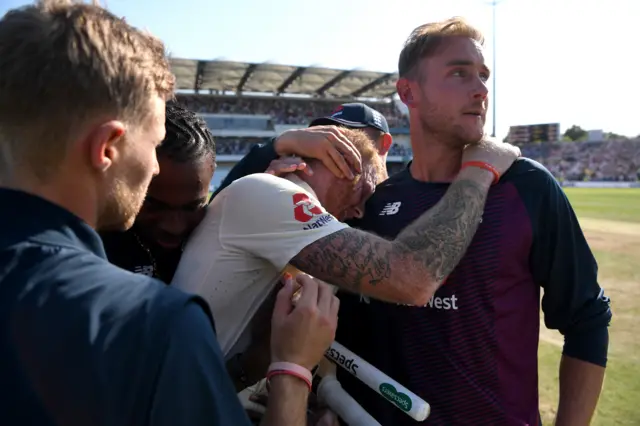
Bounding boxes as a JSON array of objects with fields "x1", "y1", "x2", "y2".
[
  {"x1": 521, "y1": 139, "x2": 640, "y2": 182},
  {"x1": 169, "y1": 58, "x2": 413, "y2": 189},
  {"x1": 168, "y1": 59, "x2": 640, "y2": 188}
]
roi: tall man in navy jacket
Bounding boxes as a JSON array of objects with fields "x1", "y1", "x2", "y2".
[{"x1": 335, "y1": 18, "x2": 612, "y2": 426}]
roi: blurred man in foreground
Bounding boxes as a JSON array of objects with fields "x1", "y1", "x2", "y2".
[
  {"x1": 0, "y1": 2, "x2": 337, "y2": 426},
  {"x1": 336, "y1": 17, "x2": 612, "y2": 426}
]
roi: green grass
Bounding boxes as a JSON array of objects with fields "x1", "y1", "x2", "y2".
[
  {"x1": 539, "y1": 188, "x2": 640, "y2": 425},
  {"x1": 563, "y1": 188, "x2": 640, "y2": 223}
]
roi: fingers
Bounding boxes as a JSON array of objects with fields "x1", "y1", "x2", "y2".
[
  {"x1": 325, "y1": 147, "x2": 353, "y2": 180},
  {"x1": 294, "y1": 274, "x2": 319, "y2": 308},
  {"x1": 327, "y1": 129, "x2": 362, "y2": 174},
  {"x1": 315, "y1": 126, "x2": 361, "y2": 179},
  {"x1": 316, "y1": 280, "x2": 333, "y2": 315},
  {"x1": 272, "y1": 274, "x2": 295, "y2": 321},
  {"x1": 330, "y1": 293, "x2": 340, "y2": 320},
  {"x1": 265, "y1": 157, "x2": 312, "y2": 176}
]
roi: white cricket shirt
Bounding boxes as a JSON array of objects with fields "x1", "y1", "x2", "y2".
[{"x1": 171, "y1": 173, "x2": 348, "y2": 358}]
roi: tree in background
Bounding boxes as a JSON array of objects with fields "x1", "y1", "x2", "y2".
[{"x1": 562, "y1": 125, "x2": 588, "y2": 142}]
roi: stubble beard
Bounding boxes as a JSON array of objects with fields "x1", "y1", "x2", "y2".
[{"x1": 96, "y1": 176, "x2": 149, "y2": 232}]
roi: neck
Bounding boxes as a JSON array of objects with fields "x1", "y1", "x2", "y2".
[
  {"x1": 3, "y1": 172, "x2": 98, "y2": 228},
  {"x1": 408, "y1": 117, "x2": 463, "y2": 182},
  {"x1": 287, "y1": 172, "x2": 316, "y2": 193}
]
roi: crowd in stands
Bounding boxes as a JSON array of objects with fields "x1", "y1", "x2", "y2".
[
  {"x1": 177, "y1": 94, "x2": 410, "y2": 128},
  {"x1": 521, "y1": 139, "x2": 640, "y2": 182},
  {"x1": 178, "y1": 94, "x2": 639, "y2": 182},
  {"x1": 215, "y1": 137, "x2": 640, "y2": 182},
  {"x1": 216, "y1": 137, "x2": 412, "y2": 158}
]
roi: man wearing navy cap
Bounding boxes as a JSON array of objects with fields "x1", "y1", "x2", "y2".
[
  {"x1": 212, "y1": 102, "x2": 394, "y2": 197},
  {"x1": 309, "y1": 103, "x2": 393, "y2": 167}
]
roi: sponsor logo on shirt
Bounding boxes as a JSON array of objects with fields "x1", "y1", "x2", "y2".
[
  {"x1": 133, "y1": 265, "x2": 154, "y2": 276},
  {"x1": 292, "y1": 193, "x2": 324, "y2": 223},
  {"x1": 379, "y1": 202, "x2": 401, "y2": 216},
  {"x1": 427, "y1": 294, "x2": 459, "y2": 310},
  {"x1": 325, "y1": 347, "x2": 359, "y2": 376},
  {"x1": 303, "y1": 213, "x2": 334, "y2": 230}
]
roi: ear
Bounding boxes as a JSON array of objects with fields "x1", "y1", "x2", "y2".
[
  {"x1": 378, "y1": 133, "x2": 393, "y2": 156},
  {"x1": 396, "y1": 78, "x2": 414, "y2": 107},
  {"x1": 85, "y1": 121, "x2": 126, "y2": 173}
]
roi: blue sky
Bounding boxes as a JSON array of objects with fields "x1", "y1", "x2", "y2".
[{"x1": 2, "y1": 0, "x2": 637, "y2": 138}]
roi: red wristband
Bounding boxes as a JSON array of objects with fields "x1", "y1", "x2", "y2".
[
  {"x1": 266, "y1": 362, "x2": 313, "y2": 392},
  {"x1": 460, "y1": 161, "x2": 500, "y2": 185}
]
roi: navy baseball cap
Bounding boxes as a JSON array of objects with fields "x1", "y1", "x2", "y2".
[{"x1": 309, "y1": 103, "x2": 390, "y2": 134}]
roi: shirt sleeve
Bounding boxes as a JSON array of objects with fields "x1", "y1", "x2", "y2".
[
  {"x1": 528, "y1": 167, "x2": 612, "y2": 367},
  {"x1": 211, "y1": 139, "x2": 278, "y2": 200},
  {"x1": 218, "y1": 173, "x2": 349, "y2": 271},
  {"x1": 148, "y1": 302, "x2": 251, "y2": 426}
]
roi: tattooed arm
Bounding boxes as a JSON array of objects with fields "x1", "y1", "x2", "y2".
[{"x1": 289, "y1": 167, "x2": 493, "y2": 306}]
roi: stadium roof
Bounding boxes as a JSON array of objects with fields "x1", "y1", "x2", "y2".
[{"x1": 170, "y1": 58, "x2": 398, "y2": 99}]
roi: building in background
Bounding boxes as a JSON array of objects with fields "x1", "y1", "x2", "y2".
[{"x1": 507, "y1": 123, "x2": 561, "y2": 144}]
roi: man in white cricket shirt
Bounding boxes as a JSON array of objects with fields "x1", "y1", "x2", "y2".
[
  {"x1": 172, "y1": 127, "x2": 519, "y2": 372},
  {"x1": 172, "y1": 128, "x2": 383, "y2": 361}
]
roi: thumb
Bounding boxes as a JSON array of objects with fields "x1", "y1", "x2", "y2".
[{"x1": 272, "y1": 274, "x2": 295, "y2": 322}]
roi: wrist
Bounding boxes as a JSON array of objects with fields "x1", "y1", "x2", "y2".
[
  {"x1": 457, "y1": 164, "x2": 494, "y2": 187},
  {"x1": 266, "y1": 361, "x2": 313, "y2": 393},
  {"x1": 273, "y1": 131, "x2": 294, "y2": 156},
  {"x1": 268, "y1": 373, "x2": 310, "y2": 390}
]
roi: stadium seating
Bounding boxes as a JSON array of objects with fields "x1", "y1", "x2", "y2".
[
  {"x1": 177, "y1": 94, "x2": 409, "y2": 128},
  {"x1": 174, "y1": 93, "x2": 640, "y2": 183},
  {"x1": 521, "y1": 139, "x2": 640, "y2": 182}
]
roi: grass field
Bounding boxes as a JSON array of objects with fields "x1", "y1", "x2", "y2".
[{"x1": 538, "y1": 188, "x2": 640, "y2": 425}]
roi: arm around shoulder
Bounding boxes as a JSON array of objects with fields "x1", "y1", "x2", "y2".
[{"x1": 290, "y1": 166, "x2": 494, "y2": 305}]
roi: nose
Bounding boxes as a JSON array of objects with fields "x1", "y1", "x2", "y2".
[
  {"x1": 158, "y1": 211, "x2": 188, "y2": 237},
  {"x1": 472, "y1": 76, "x2": 489, "y2": 100}
]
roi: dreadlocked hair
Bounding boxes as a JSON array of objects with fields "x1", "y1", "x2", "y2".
[{"x1": 158, "y1": 100, "x2": 216, "y2": 163}]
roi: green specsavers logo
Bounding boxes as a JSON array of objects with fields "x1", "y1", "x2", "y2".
[{"x1": 379, "y1": 383, "x2": 412, "y2": 412}]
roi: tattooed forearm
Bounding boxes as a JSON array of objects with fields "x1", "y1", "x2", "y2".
[
  {"x1": 394, "y1": 172, "x2": 489, "y2": 286},
  {"x1": 290, "y1": 228, "x2": 393, "y2": 295},
  {"x1": 290, "y1": 167, "x2": 492, "y2": 305}
]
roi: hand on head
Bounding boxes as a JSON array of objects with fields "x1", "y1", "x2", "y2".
[
  {"x1": 266, "y1": 156, "x2": 314, "y2": 177},
  {"x1": 270, "y1": 273, "x2": 339, "y2": 370},
  {"x1": 275, "y1": 126, "x2": 363, "y2": 180}
]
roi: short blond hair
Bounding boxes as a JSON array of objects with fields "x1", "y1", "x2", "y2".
[
  {"x1": 0, "y1": 0, "x2": 175, "y2": 181},
  {"x1": 398, "y1": 17, "x2": 485, "y2": 78}
]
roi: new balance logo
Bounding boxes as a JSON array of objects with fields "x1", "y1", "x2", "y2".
[
  {"x1": 379, "y1": 202, "x2": 401, "y2": 216},
  {"x1": 134, "y1": 265, "x2": 154, "y2": 276}
]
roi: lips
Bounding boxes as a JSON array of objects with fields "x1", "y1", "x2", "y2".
[{"x1": 155, "y1": 238, "x2": 182, "y2": 249}]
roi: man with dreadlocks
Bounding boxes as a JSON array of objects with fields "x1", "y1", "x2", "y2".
[
  {"x1": 102, "y1": 101, "x2": 364, "y2": 282},
  {"x1": 101, "y1": 101, "x2": 217, "y2": 281}
]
